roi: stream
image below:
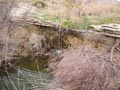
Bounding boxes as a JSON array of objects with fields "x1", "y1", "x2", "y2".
[{"x1": 0, "y1": 56, "x2": 54, "y2": 90}]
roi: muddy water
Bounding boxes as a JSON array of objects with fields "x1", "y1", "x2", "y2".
[{"x1": 0, "y1": 56, "x2": 53, "y2": 90}]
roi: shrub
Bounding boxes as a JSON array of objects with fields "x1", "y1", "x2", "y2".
[{"x1": 54, "y1": 45, "x2": 118, "y2": 90}]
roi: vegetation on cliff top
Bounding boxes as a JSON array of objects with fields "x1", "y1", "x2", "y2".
[{"x1": 26, "y1": 0, "x2": 120, "y2": 29}]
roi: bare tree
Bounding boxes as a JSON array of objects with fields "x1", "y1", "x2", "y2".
[{"x1": 0, "y1": 0, "x2": 18, "y2": 67}]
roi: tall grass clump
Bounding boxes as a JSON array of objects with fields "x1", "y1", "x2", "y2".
[{"x1": 0, "y1": 63, "x2": 63, "y2": 90}]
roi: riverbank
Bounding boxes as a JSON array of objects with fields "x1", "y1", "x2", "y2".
[{"x1": 0, "y1": 0, "x2": 120, "y2": 90}]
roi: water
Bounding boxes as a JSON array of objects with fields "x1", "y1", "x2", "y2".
[
  {"x1": 14, "y1": 56, "x2": 49, "y2": 71},
  {"x1": 0, "y1": 56, "x2": 54, "y2": 90}
]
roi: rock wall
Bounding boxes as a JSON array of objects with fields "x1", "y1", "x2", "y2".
[{"x1": 1, "y1": 22, "x2": 119, "y2": 60}]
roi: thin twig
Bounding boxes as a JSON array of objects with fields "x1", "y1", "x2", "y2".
[{"x1": 110, "y1": 39, "x2": 120, "y2": 62}]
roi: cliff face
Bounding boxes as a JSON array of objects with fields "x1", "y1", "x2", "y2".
[{"x1": 1, "y1": 20, "x2": 120, "y2": 58}]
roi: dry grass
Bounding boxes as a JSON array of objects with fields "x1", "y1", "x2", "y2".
[
  {"x1": 20, "y1": 0, "x2": 120, "y2": 29},
  {"x1": 54, "y1": 45, "x2": 118, "y2": 90},
  {"x1": 46, "y1": 0, "x2": 120, "y2": 22}
]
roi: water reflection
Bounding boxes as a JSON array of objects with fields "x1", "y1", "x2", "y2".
[{"x1": 14, "y1": 56, "x2": 49, "y2": 71}]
